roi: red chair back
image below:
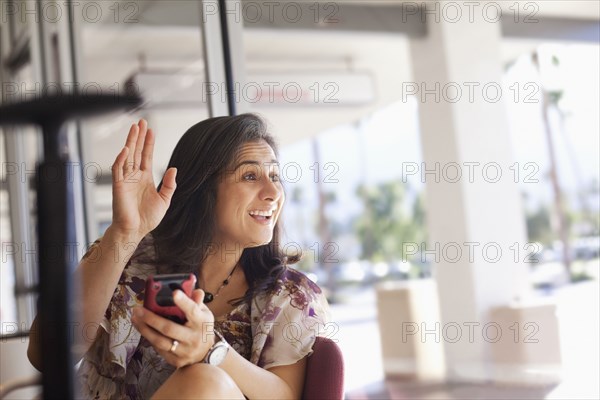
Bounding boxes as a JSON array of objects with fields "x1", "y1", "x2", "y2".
[{"x1": 302, "y1": 336, "x2": 345, "y2": 400}]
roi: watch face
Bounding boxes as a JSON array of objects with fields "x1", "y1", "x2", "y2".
[{"x1": 209, "y1": 343, "x2": 229, "y2": 365}]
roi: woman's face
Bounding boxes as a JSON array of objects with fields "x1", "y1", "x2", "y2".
[{"x1": 213, "y1": 140, "x2": 285, "y2": 249}]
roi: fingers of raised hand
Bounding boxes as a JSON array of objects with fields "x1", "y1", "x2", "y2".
[
  {"x1": 124, "y1": 122, "x2": 139, "y2": 173},
  {"x1": 140, "y1": 128, "x2": 155, "y2": 171},
  {"x1": 133, "y1": 120, "x2": 148, "y2": 171},
  {"x1": 123, "y1": 119, "x2": 151, "y2": 173},
  {"x1": 158, "y1": 167, "x2": 178, "y2": 204},
  {"x1": 112, "y1": 145, "x2": 129, "y2": 183}
]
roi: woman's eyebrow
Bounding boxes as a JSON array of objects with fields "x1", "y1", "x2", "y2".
[{"x1": 233, "y1": 159, "x2": 279, "y2": 170}]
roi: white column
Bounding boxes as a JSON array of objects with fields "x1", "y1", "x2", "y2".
[{"x1": 409, "y1": 2, "x2": 531, "y2": 382}]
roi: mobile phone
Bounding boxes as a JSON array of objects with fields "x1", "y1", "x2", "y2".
[{"x1": 143, "y1": 273, "x2": 197, "y2": 324}]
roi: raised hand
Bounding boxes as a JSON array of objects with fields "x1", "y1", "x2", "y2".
[{"x1": 110, "y1": 119, "x2": 177, "y2": 241}]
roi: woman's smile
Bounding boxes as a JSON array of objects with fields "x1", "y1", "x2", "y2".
[{"x1": 248, "y1": 207, "x2": 277, "y2": 225}]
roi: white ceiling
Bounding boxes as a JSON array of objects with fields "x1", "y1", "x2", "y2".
[
  {"x1": 81, "y1": 28, "x2": 414, "y2": 175},
  {"x1": 78, "y1": 1, "x2": 599, "y2": 175}
]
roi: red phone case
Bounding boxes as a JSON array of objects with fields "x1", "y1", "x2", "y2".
[{"x1": 143, "y1": 273, "x2": 196, "y2": 323}]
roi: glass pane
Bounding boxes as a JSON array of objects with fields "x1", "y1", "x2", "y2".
[
  {"x1": 0, "y1": 60, "x2": 41, "y2": 335},
  {"x1": 76, "y1": 0, "x2": 210, "y2": 238},
  {"x1": 0, "y1": 130, "x2": 18, "y2": 335},
  {"x1": 504, "y1": 42, "x2": 600, "y2": 282},
  {"x1": 241, "y1": 5, "x2": 427, "y2": 391}
]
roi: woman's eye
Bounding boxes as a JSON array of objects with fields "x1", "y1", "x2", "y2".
[
  {"x1": 270, "y1": 174, "x2": 281, "y2": 182},
  {"x1": 243, "y1": 173, "x2": 257, "y2": 181}
]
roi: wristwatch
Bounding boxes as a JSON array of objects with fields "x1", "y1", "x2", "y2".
[{"x1": 202, "y1": 329, "x2": 230, "y2": 366}]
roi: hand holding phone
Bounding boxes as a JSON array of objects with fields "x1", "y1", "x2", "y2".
[{"x1": 143, "y1": 273, "x2": 197, "y2": 324}]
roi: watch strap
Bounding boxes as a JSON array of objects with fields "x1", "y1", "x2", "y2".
[{"x1": 202, "y1": 329, "x2": 229, "y2": 365}]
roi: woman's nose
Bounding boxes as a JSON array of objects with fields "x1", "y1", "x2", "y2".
[{"x1": 260, "y1": 174, "x2": 282, "y2": 201}]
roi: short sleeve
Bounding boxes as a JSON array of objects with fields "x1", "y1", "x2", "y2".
[{"x1": 250, "y1": 268, "x2": 331, "y2": 370}]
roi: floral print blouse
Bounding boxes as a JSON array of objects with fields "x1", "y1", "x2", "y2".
[{"x1": 76, "y1": 234, "x2": 331, "y2": 399}]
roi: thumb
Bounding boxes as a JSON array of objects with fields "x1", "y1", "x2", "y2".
[
  {"x1": 158, "y1": 167, "x2": 177, "y2": 202},
  {"x1": 191, "y1": 288, "x2": 205, "y2": 305}
]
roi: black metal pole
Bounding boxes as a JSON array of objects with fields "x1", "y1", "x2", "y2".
[
  {"x1": 37, "y1": 121, "x2": 75, "y2": 399},
  {"x1": 218, "y1": 0, "x2": 236, "y2": 116}
]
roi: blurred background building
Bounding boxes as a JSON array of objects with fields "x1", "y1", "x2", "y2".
[{"x1": 1, "y1": 1, "x2": 599, "y2": 398}]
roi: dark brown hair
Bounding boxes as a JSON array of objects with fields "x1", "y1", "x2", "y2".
[{"x1": 150, "y1": 113, "x2": 297, "y2": 305}]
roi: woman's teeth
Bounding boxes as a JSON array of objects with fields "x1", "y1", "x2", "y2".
[{"x1": 249, "y1": 210, "x2": 275, "y2": 217}]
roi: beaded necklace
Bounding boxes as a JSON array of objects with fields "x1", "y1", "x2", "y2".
[{"x1": 202, "y1": 263, "x2": 238, "y2": 304}]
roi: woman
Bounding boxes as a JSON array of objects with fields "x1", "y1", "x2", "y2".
[{"x1": 27, "y1": 114, "x2": 330, "y2": 399}]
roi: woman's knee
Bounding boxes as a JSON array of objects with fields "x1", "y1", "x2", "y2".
[
  {"x1": 153, "y1": 363, "x2": 244, "y2": 399},
  {"x1": 183, "y1": 363, "x2": 235, "y2": 387}
]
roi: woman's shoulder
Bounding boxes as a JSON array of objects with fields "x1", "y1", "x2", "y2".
[
  {"x1": 263, "y1": 267, "x2": 330, "y2": 317},
  {"x1": 274, "y1": 267, "x2": 323, "y2": 296},
  {"x1": 250, "y1": 267, "x2": 331, "y2": 367}
]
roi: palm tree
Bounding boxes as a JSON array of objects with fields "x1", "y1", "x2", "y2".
[{"x1": 531, "y1": 51, "x2": 572, "y2": 278}]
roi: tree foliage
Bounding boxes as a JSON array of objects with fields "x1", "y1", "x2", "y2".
[{"x1": 353, "y1": 180, "x2": 426, "y2": 262}]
